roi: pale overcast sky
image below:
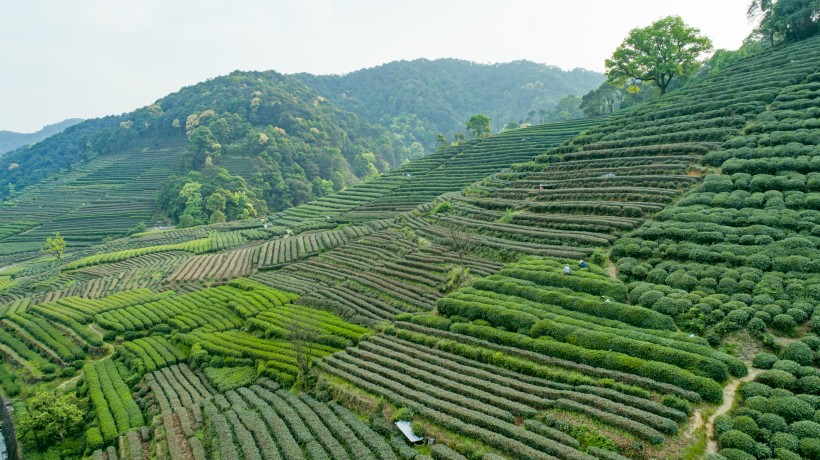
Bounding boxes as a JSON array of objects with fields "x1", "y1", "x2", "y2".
[{"x1": 0, "y1": 0, "x2": 755, "y2": 132}]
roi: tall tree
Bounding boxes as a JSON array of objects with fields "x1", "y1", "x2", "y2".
[
  {"x1": 465, "y1": 114, "x2": 491, "y2": 139},
  {"x1": 605, "y1": 16, "x2": 713, "y2": 95},
  {"x1": 749, "y1": 0, "x2": 819, "y2": 44},
  {"x1": 581, "y1": 83, "x2": 623, "y2": 117},
  {"x1": 45, "y1": 232, "x2": 66, "y2": 262},
  {"x1": 748, "y1": 0, "x2": 777, "y2": 45},
  {"x1": 18, "y1": 390, "x2": 84, "y2": 446}
]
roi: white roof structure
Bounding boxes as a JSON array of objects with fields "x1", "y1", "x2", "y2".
[{"x1": 395, "y1": 420, "x2": 424, "y2": 445}]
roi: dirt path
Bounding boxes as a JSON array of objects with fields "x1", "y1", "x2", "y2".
[
  {"x1": 705, "y1": 367, "x2": 763, "y2": 454},
  {"x1": 58, "y1": 373, "x2": 82, "y2": 390},
  {"x1": 88, "y1": 323, "x2": 105, "y2": 338},
  {"x1": 605, "y1": 261, "x2": 618, "y2": 280}
]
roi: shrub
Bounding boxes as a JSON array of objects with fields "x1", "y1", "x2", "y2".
[
  {"x1": 786, "y1": 308, "x2": 808, "y2": 323},
  {"x1": 392, "y1": 407, "x2": 414, "y2": 422},
  {"x1": 799, "y1": 376, "x2": 820, "y2": 394},
  {"x1": 764, "y1": 333, "x2": 783, "y2": 352},
  {"x1": 704, "y1": 455, "x2": 727, "y2": 460},
  {"x1": 757, "y1": 370, "x2": 798, "y2": 390},
  {"x1": 790, "y1": 421, "x2": 820, "y2": 440},
  {"x1": 85, "y1": 427, "x2": 104, "y2": 451},
  {"x1": 411, "y1": 314, "x2": 452, "y2": 331},
  {"x1": 803, "y1": 335, "x2": 820, "y2": 351},
  {"x1": 781, "y1": 342, "x2": 814, "y2": 366},
  {"x1": 772, "y1": 432, "x2": 800, "y2": 451},
  {"x1": 759, "y1": 413, "x2": 788, "y2": 433},
  {"x1": 714, "y1": 415, "x2": 734, "y2": 436},
  {"x1": 661, "y1": 395, "x2": 691, "y2": 415},
  {"x1": 743, "y1": 396, "x2": 769, "y2": 412},
  {"x1": 741, "y1": 382, "x2": 773, "y2": 399},
  {"x1": 773, "y1": 314, "x2": 797, "y2": 334},
  {"x1": 747, "y1": 317, "x2": 766, "y2": 334},
  {"x1": 799, "y1": 438, "x2": 820, "y2": 459},
  {"x1": 773, "y1": 448, "x2": 802, "y2": 460},
  {"x1": 753, "y1": 353, "x2": 779, "y2": 369},
  {"x1": 798, "y1": 394, "x2": 820, "y2": 410},
  {"x1": 718, "y1": 448, "x2": 755, "y2": 460},
  {"x1": 732, "y1": 416, "x2": 759, "y2": 437},
  {"x1": 431, "y1": 201, "x2": 452, "y2": 214},
  {"x1": 773, "y1": 360, "x2": 802, "y2": 376},
  {"x1": 767, "y1": 397, "x2": 815, "y2": 423},
  {"x1": 431, "y1": 444, "x2": 468, "y2": 460},
  {"x1": 772, "y1": 388, "x2": 796, "y2": 398},
  {"x1": 752, "y1": 442, "x2": 771, "y2": 458},
  {"x1": 204, "y1": 366, "x2": 256, "y2": 392}
]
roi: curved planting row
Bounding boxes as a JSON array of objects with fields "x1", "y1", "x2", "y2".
[
  {"x1": 257, "y1": 220, "x2": 389, "y2": 268},
  {"x1": 93, "y1": 282, "x2": 290, "y2": 333},
  {"x1": 168, "y1": 247, "x2": 257, "y2": 282},
  {"x1": 118, "y1": 336, "x2": 187, "y2": 373},
  {"x1": 203, "y1": 381, "x2": 404, "y2": 460},
  {"x1": 143, "y1": 364, "x2": 213, "y2": 415},
  {"x1": 84, "y1": 358, "x2": 144, "y2": 446}
]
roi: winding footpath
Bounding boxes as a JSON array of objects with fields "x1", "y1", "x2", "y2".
[{"x1": 704, "y1": 366, "x2": 762, "y2": 455}]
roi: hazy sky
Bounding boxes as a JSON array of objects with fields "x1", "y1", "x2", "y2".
[{"x1": 0, "y1": 0, "x2": 756, "y2": 132}]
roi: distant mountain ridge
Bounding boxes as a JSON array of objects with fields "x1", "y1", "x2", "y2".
[
  {"x1": 0, "y1": 118, "x2": 82, "y2": 154},
  {"x1": 294, "y1": 58, "x2": 604, "y2": 148}
]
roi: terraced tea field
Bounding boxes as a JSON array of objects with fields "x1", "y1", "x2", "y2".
[{"x1": 0, "y1": 35, "x2": 818, "y2": 460}]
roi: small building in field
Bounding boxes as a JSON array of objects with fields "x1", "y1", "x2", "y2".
[{"x1": 395, "y1": 420, "x2": 425, "y2": 446}]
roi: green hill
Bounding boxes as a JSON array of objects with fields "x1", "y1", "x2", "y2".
[
  {"x1": 295, "y1": 58, "x2": 604, "y2": 149},
  {"x1": 0, "y1": 70, "x2": 415, "y2": 238},
  {"x1": 0, "y1": 118, "x2": 83, "y2": 155},
  {"x1": 0, "y1": 35, "x2": 818, "y2": 460}
]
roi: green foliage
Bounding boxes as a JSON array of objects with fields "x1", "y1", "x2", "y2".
[
  {"x1": 204, "y1": 366, "x2": 257, "y2": 392},
  {"x1": 790, "y1": 420, "x2": 820, "y2": 439},
  {"x1": 799, "y1": 437, "x2": 820, "y2": 458},
  {"x1": 719, "y1": 429, "x2": 757, "y2": 454},
  {"x1": 431, "y1": 201, "x2": 452, "y2": 215},
  {"x1": 757, "y1": 369, "x2": 798, "y2": 389},
  {"x1": 17, "y1": 390, "x2": 84, "y2": 446},
  {"x1": 294, "y1": 58, "x2": 603, "y2": 149},
  {"x1": 126, "y1": 222, "x2": 146, "y2": 236},
  {"x1": 466, "y1": 114, "x2": 491, "y2": 139},
  {"x1": 748, "y1": 0, "x2": 820, "y2": 45},
  {"x1": 781, "y1": 341, "x2": 814, "y2": 366},
  {"x1": 44, "y1": 232, "x2": 66, "y2": 262},
  {"x1": 661, "y1": 395, "x2": 691, "y2": 415},
  {"x1": 605, "y1": 16, "x2": 713, "y2": 94},
  {"x1": 392, "y1": 407, "x2": 414, "y2": 422},
  {"x1": 157, "y1": 168, "x2": 264, "y2": 225}
]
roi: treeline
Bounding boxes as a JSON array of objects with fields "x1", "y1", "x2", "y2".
[
  {"x1": 0, "y1": 70, "x2": 422, "y2": 223},
  {"x1": 294, "y1": 58, "x2": 604, "y2": 149}
]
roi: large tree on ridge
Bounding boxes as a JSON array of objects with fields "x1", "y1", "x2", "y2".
[{"x1": 605, "y1": 16, "x2": 713, "y2": 95}]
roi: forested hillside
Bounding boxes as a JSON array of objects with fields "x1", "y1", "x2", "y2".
[
  {"x1": 294, "y1": 59, "x2": 604, "y2": 149},
  {"x1": 0, "y1": 118, "x2": 82, "y2": 155},
  {"x1": 1, "y1": 62, "x2": 601, "y2": 235},
  {"x1": 0, "y1": 71, "x2": 415, "y2": 230}
]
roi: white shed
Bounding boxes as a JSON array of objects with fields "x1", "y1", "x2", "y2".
[{"x1": 394, "y1": 420, "x2": 425, "y2": 446}]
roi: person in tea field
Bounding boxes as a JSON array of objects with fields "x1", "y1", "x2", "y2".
[
  {"x1": 563, "y1": 264, "x2": 572, "y2": 275},
  {"x1": 579, "y1": 259, "x2": 588, "y2": 270}
]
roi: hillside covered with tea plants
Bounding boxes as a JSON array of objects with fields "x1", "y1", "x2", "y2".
[{"x1": 0, "y1": 29, "x2": 818, "y2": 460}]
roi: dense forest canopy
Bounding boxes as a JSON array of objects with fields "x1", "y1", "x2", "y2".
[
  {"x1": 0, "y1": 71, "x2": 420, "y2": 221},
  {"x1": 0, "y1": 62, "x2": 603, "y2": 226},
  {"x1": 293, "y1": 58, "x2": 604, "y2": 149}
]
